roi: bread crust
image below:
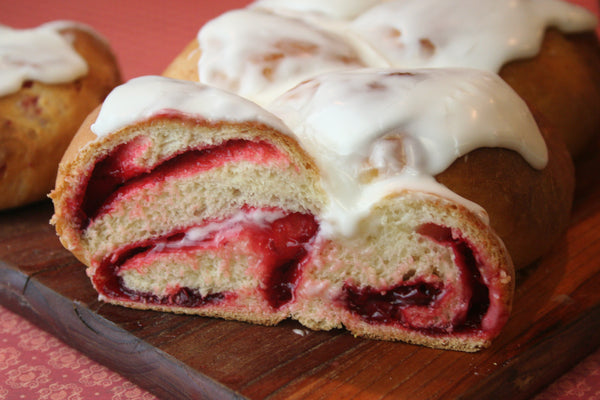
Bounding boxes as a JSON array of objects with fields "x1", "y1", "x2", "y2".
[
  {"x1": 436, "y1": 112, "x2": 575, "y2": 269},
  {"x1": 0, "y1": 25, "x2": 121, "y2": 210},
  {"x1": 500, "y1": 29, "x2": 600, "y2": 158},
  {"x1": 162, "y1": 38, "x2": 201, "y2": 82}
]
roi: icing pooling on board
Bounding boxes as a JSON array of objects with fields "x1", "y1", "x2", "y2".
[
  {"x1": 91, "y1": 76, "x2": 291, "y2": 137},
  {"x1": 0, "y1": 21, "x2": 89, "y2": 97},
  {"x1": 197, "y1": 0, "x2": 596, "y2": 105},
  {"x1": 269, "y1": 69, "x2": 546, "y2": 236}
]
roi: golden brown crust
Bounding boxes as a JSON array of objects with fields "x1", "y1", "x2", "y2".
[
  {"x1": 162, "y1": 38, "x2": 200, "y2": 81},
  {"x1": 500, "y1": 29, "x2": 600, "y2": 158},
  {"x1": 0, "y1": 25, "x2": 121, "y2": 210},
  {"x1": 50, "y1": 107, "x2": 103, "y2": 265},
  {"x1": 436, "y1": 112, "x2": 575, "y2": 269},
  {"x1": 54, "y1": 106, "x2": 103, "y2": 180}
]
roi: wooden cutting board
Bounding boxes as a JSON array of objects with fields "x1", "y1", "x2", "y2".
[{"x1": 1, "y1": 140, "x2": 599, "y2": 400}]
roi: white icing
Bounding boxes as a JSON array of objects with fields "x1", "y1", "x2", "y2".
[
  {"x1": 92, "y1": 0, "x2": 596, "y2": 239},
  {"x1": 197, "y1": 0, "x2": 596, "y2": 102},
  {"x1": 92, "y1": 70, "x2": 545, "y2": 238},
  {"x1": 91, "y1": 76, "x2": 291, "y2": 137},
  {"x1": 351, "y1": 0, "x2": 598, "y2": 71},
  {"x1": 0, "y1": 22, "x2": 89, "y2": 97},
  {"x1": 197, "y1": 8, "x2": 364, "y2": 107},
  {"x1": 269, "y1": 68, "x2": 546, "y2": 235},
  {"x1": 251, "y1": 0, "x2": 381, "y2": 19}
]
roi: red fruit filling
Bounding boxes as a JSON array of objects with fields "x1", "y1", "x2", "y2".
[
  {"x1": 94, "y1": 211, "x2": 319, "y2": 310},
  {"x1": 19, "y1": 94, "x2": 42, "y2": 116},
  {"x1": 75, "y1": 137, "x2": 287, "y2": 230},
  {"x1": 341, "y1": 223, "x2": 489, "y2": 334},
  {"x1": 250, "y1": 212, "x2": 319, "y2": 309},
  {"x1": 96, "y1": 240, "x2": 227, "y2": 307},
  {"x1": 342, "y1": 281, "x2": 444, "y2": 322}
]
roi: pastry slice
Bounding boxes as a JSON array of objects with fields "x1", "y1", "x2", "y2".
[{"x1": 51, "y1": 76, "x2": 324, "y2": 325}]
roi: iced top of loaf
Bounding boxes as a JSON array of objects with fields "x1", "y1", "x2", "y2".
[
  {"x1": 198, "y1": 0, "x2": 597, "y2": 106},
  {"x1": 0, "y1": 21, "x2": 90, "y2": 97},
  {"x1": 89, "y1": 0, "x2": 594, "y2": 237},
  {"x1": 91, "y1": 75, "x2": 291, "y2": 137}
]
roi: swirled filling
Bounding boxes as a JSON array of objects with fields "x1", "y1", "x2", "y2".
[
  {"x1": 94, "y1": 210, "x2": 318, "y2": 309},
  {"x1": 74, "y1": 135, "x2": 288, "y2": 230},
  {"x1": 340, "y1": 223, "x2": 490, "y2": 334}
]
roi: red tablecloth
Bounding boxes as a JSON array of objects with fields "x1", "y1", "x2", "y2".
[{"x1": 1, "y1": 1, "x2": 599, "y2": 399}]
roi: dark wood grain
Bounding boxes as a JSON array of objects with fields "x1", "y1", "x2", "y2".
[{"x1": 1, "y1": 139, "x2": 599, "y2": 400}]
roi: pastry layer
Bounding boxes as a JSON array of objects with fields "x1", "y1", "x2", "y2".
[{"x1": 52, "y1": 109, "x2": 325, "y2": 264}]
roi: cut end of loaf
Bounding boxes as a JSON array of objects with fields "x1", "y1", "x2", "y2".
[
  {"x1": 51, "y1": 112, "x2": 513, "y2": 351},
  {"x1": 292, "y1": 194, "x2": 513, "y2": 352}
]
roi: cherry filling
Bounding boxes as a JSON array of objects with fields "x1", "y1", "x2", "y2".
[
  {"x1": 250, "y1": 212, "x2": 319, "y2": 309},
  {"x1": 342, "y1": 282, "x2": 444, "y2": 324},
  {"x1": 76, "y1": 137, "x2": 287, "y2": 230},
  {"x1": 96, "y1": 244, "x2": 226, "y2": 308},
  {"x1": 341, "y1": 223, "x2": 490, "y2": 334},
  {"x1": 94, "y1": 211, "x2": 319, "y2": 310}
]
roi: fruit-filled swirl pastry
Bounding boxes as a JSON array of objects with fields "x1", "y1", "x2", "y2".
[
  {"x1": 0, "y1": 21, "x2": 121, "y2": 210},
  {"x1": 51, "y1": 69, "x2": 570, "y2": 351}
]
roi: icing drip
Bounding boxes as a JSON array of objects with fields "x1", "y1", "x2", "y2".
[
  {"x1": 139, "y1": 208, "x2": 289, "y2": 259},
  {"x1": 351, "y1": 0, "x2": 598, "y2": 71},
  {"x1": 269, "y1": 68, "x2": 546, "y2": 236},
  {"x1": 0, "y1": 22, "x2": 89, "y2": 97}
]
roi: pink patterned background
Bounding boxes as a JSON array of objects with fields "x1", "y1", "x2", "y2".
[
  {"x1": 1, "y1": 0, "x2": 599, "y2": 399},
  {"x1": 0, "y1": 306, "x2": 156, "y2": 400}
]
